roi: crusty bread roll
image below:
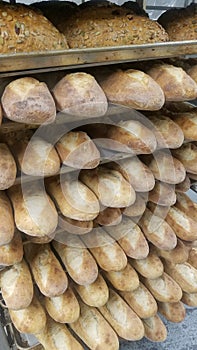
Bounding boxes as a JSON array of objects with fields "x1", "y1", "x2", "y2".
[
  {"x1": 8, "y1": 184, "x2": 58, "y2": 237},
  {"x1": 52, "y1": 239, "x2": 98, "y2": 285},
  {"x1": 9, "y1": 294, "x2": 46, "y2": 334},
  {"x1": 148, "y1": 181, "x2": 176, "y2": 206},
  {"x1": 104, "y1": 218, "x2": 149, "y2": 259},
  {"x1": 151, "y1": 239, "x2": 189, "y2": 264},
  {"x1": 139, "y1": 208, "x2": 177, "y2": 250},
  {"x1": 24, "y1": 243, "x2": 68, "y2": 297},
  {"x1": 58, "y1": 215, "x2": 93, "y2": 235},
  {"x1": 24, "y1": 232, "x2": 56, "y2": 244},
  {"x1": 106, "y1": 157, "x2": 155, "y2": 192},
  {"x1": 69, "y1": 299, "x2": 119, "y2": 350},
  {"x1": 147, "y1": 114, "x2": 184, "y2": 149},
  {"x1": 147, "y1": 201, "x2": 170, "y2": 220},
  {"x1": 164, "y1": 261, "x2": 197, "y2": 294},
  {"x1": 36, "y1": 316, "x2": 84, "y2": 350},
  {"x1": 44, "y1": 286, "x2": 80, "y2": 323},
  {"x1": 187, "y1": 248, "x2": 197, "y2": 269},
  {"x1": 12, "y1": 137, "x2": 60, "y2": 176},
  {"x1": 99, "y1": 289, "x2": 144, "y2": 341},
  {"x1": 80, "y1": 166, "x2": 135, "y2": 208},
  {"x1": 157, "y1": 301, "x2": 186, "y2": 323},
  {"x1": 172, "y1": 143, "x2": 197, "y2": 174},
  {"x1": 2, "y1": 77, "x2": 56, "y2": 124},
  {"x1": 147, "y1": 64, "x2": 197, "y2": 101},
  {"x1": 142, "y1": 272, "x2": 182, "y2": 303},
  {"x1": 171, "y1": 112, "x2": 197, "y2": 141},
  {"x1": 0, "y1": 259, "x2": 33, "y2": 310},
  {"x1": 55, "y1": 131, "x2": 100, "y2": 169},
  {"x1": 0, "y1": 143, "x2": 17, "y2": 190},
  {"x1": 143, "y1": 150, "x2": 186, "y2": 184},
  {"x1": 0, "y1": 191, "x2": 15, "y2": 246},
  {"x1": 100, "y1": 69, "x2": 165, "y2": 110},
  {"x1": 187, "y1": 65, "x2": 197, "y2": 84},
  {"x1": 0, "y1": 230, "x2": 23, "y2": 266},
  {"x1": 52, "y1": 72, "x2": 108, "y2": 117},
  {"x1": 94, "y1": 207, "x2": 122, "y2": 227},
  {"x1": 175, "y1": 192, "x2": 197, "y2": 221},
  {"x1": 182, "y1": 291, "x2": 197, "y2": 307},
  {"x1": 103, "y1": 262, "x2": 139, "y2": 292},
  {"x1": 120, "y1": 282, "x2": 158, "y2": 319},
  {"x1": 122, "y1": 193, "x2": 146, "y2": 217},
  {"x1": 142, "y1": 314, "x2": 167, "y2": 342},
  {"x1": 46, "y1": 176, "x2": 100, "y2": 221},
  {"x1": 73, "y1": 273, "x2": 109, "y2": 307},
  {"x1": 130, "y1": 251, "x2": 164, "y2": 279},
  {"x1": 82, "y1": 227, "x2": 127, "y2": 272},
  {"x1": 175, "y1": 175, "x2": 191, "y2": 193}
]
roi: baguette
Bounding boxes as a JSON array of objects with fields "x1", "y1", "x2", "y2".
[
  {"x1": 164, "y1": 261, "x2": 197, "y2": 294},
  {"x1": 44, "y1": 286, "x2": 80, "y2": 323},
  {"x1": 24, "y1": 232, "x2": 56, "y2": 244},
  {"x1": 139, "y1": 208, "x2": 177, "y2": 250},
  {"x1": 46, "y1": 176, "x2": 100, "y2": 221},
  {"x1": 122, "y1": 193, "x2": 146, "y2": 217},
  {"x1": 187, "y1": 248, "x2": 197, "y2": 269},
  {"x1": 147, "y1": 201, "x2": 170, "y2": 219},
  {"x1": 0, "y1": 230, "x2": 23, "y2": 266},
  {"x1": 8, "y1": 184, "x2": 58, "y2": 237},
  {"x1": 181, "y1": 291, "x2": 197, "y2": 307},
  {"x1": 0, "y1": 259, "x2": 33, "y2": 310},
  {"x1": 142, "y1": 272, "x2": 183, "y2": 303},
  {"x1": 143, "y1": 150, "x2": 186, "y2": 184},
  {"x1": 24, "y1": 243, "x2": 68, "y2": 297},
  {"x1": 120, "y1": 282, "x2": 158, "y2": 319},
  {"x1": 106, "y1": 157, "x2": 155, "y2": 192},
  {"x1": 80, "y1": 166, "x2": 136, "y2": 208},
  {"x1": 35, "y1": 316, "x2": 84, "y2": 350},
  {"x1": 172, "y1": 111, "x2": 197, "y2": 141},
  {"x1": 175, "y1": 192, "x2": 197, "y2": 221},
  {"x1": 12, "y1": 137, "x2": 60, "y2": 176},
  {"x1": 94, "y1": 207, "x2": 122, "y2": 226},
  {"x1": 0, "y1": 191, "x2": 15, "y2": 246},
  {"x1": 104, "y1": 217, "x2": 149, "y2": 259},
  {"x1": 129, "y1": 252, "x2": 164, "y2": 279},
  {"x1": 58, "y1": 215, "x2": 93, "y2": 235},
  {"x1": 0, "y1": 143, "x2": 17, "y2": 190},
  {"x1": 148, "y1": 181, "x2": 176, "y2": 206},
  {"x1": 150, "y1": 239, "x2": 189, "y2": 264},
  {"x1": 157, "y1": 301, "x2": 186, "y2": 323},
  {"x1": 98, "y1": 289, "x2": 144, "y2": 341},
  {"x1": 142, "y1": 314, "x2": 167, "y2": 342},
  {"x1": 9, "y1": 294, "x2": 46, "y2": 334},
  {"x1": 172, "y1": 143, "x2": 197, "y2": 174},
  {"x1": 82, "y1": 227, "x2": 127, "y2": 272},
  {"x1": 175, "y1": 175, "x2": 191, "y2": 193},
  {"x1": 73, "y1": 273, "x2": 109, "y2": 307},
  {"x1": 52, "y1": 238, "x2": 98, "y2": 285},
  {"x1": 103, "y1": 262, "x2": 139, "y2": 292},
  {"x1": 69, "y1": 299, "x2": 119, "y2": 350},
  {"x1": 55, "y1": 131, "x2": 100, "y2": 169}
]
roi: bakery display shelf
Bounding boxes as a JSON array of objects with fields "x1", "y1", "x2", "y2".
[{"x1": 0, "y1": 41, "x2": 196, "y2": 77}]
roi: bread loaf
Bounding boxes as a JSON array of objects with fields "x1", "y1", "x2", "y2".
[
  {"x1": 173, "y1": 143, "x2": 197, "y2": 174},
  {"x1": 139, "y1": 208, "x2": 177, "y2": 250},
  {"x1": 46, "y1": 176, "x2": 100, "y2": 221},
  {"x1": 157, "y1": 301, "x2": 186, "y2": 323},
  {"x1": 44, "y1": 286, "x2": 80, "y2": 323},
  {"x1": 58, "y1": 215, "x2": 93, "y2": 235},
  {"x1": 175, "y1": 175, "x2": 191, "y2": 193},
  {"x1": 99, "y1": 289, "x2": 144, "y2": 341},
  {"x1": 148, "y1": 181, "x2": 176, "y2": 206},
  {"x1": 0, "y1": 191, "x2": 15, "y2": 245},
  {"x1": 130, "y1": 251, "x2": 164, "y2": 279},
  {"x1": 175, "y1": 192, "x2": 197, "y2": 221},
  {"x1": 9, "y1": 294, "x2": 46, "y2": 334},
  {"x1": 106, "y1": 157, "x2": 155, "y2": 192},
  {"x1": 8, "y1": 184, "x2": 58, "y2": 237},
  {"x1": 55, "y1": 131, "x2": 100, "y2": 169},
  {"x1": 94, "y1": 207, "x2": 122, "y2": 226},
  {"x1": 151, "y1": 239, "x2": 189, "y2": 264},
  {"x1": 80, "y1": 166, "x2": 135, "y2": 208},
  {"x1": 0, "y1": 259, "x2": 33, "y2": 310},
  {"x1": 36, "y1": 316, "x2": 84, "y2": 350},
  {"x1": 171, "y1": 111, "x2": 197, "y2": 141},
  {"x1": 147, "y1": 64, "x2": 197, "y2": 101},
  {"x1": 164, "y1": 261, "x2": 197, "y2": 294},
  {"x1": 120, "y1": 282, "x2": 158, "y2": 319},
  {"x1": 182, "y1": 291, "x2": 197, "y2": 307},
  {"x1": 142, "y1": 314, "x2": 167, "y2": 342},
  {"x1": 24, "y1": 232, "x2": 56, "y2": 244},
  {"x1": 69, "y1": 299, "x2": 119, "y2": 350},
  {"x1": 143, "y1": 150, "x2": 186, "y2": 184},
  {"x1": 0, "y1": 143, "x2": 16, "y2": 190},
  {"x1": 187, "y1": 248, "x2": 197, "y2": 270},
  {"x1": 147, "y1": 201, "x2": 170, "y2": 219},
  {"x1": 0, "y1": 230, "x2": 23, "y2": 266},
  {"x1": 52, "y1": 72, "x2": 108, "y2": 117},
  {"x1": 24, "y1": 243, "x2": 68, "y2": 297},
  {"x1": 82, "y1": 227, "x2": 127, "y2": 272},
  {"x1": 187, "y1": 64, "x2": 197, "y2": 83},
  {"x1": 73, "y1": 273, "x2": 109, "y2": 307},
  {"x1": 104, "y1": 218, "x2": 149, "y2": 259},
  {"x1": 103, "y1": 262, "x2": 139, "y2": 292},
  {"x1": 52, "y1": 239, "x2": 98, "y2": 285},
  {"x1": 122, "y1": 193, "x2": 146, "y2": 217},
  {"x1": 2, "y1": 77, "x2": 56, "y2": 124},
  {"x1": 12, "y1": 137, "x2": 60, "y2": 176}
]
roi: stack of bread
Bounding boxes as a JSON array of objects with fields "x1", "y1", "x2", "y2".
[{"x1": 0, "y1": 61, "x2": 197, "y2": 350}]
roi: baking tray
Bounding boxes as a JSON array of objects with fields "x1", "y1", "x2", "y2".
[{"x1": 0, "y1": 41, "x2": 196, "y2": 77}]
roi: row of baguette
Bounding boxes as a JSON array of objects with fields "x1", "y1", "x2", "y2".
[{"x1": 0, "y1": 62, "x2": 197, "y2": 126}]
